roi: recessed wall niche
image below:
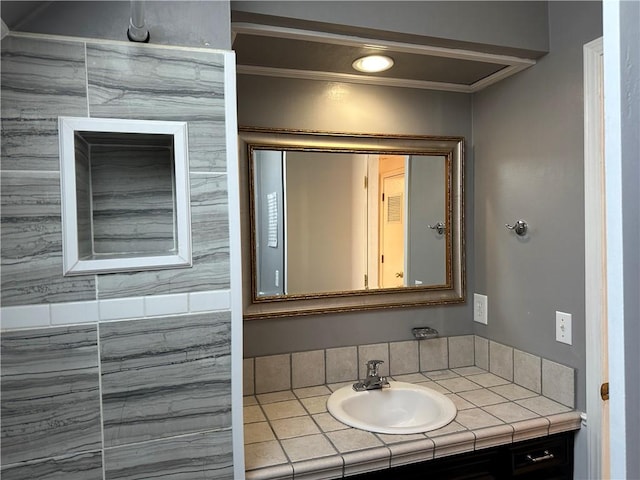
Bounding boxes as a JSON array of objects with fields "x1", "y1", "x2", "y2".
[{"x1": 59, "y1": 117, "x2": 192, "y2": 275}]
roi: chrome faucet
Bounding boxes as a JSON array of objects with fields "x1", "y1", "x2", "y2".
[{"x1": 353, "y1": 360, "x2": 390, "y2": 391}]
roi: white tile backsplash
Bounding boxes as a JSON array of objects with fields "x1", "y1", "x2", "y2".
[
  {"x1": 144, "y1": 293, "x2": 189, "y2": 317},
  {"x1": 99, "y1": 297, "x2": 145, "y2": 321},
  {"x1": 51, "y1": 301, "x2": 99, "y2": 325},
  {"x1": 189, "y1": 290, "x2": 230, "y2": 312},
  {"x1": 1, "y1": 290, "x2": 231, "y2": 329},
  {"x1": 0, "y1": 304, "x2": 50, "y2": 329}
]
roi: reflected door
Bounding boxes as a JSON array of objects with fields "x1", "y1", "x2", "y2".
[{"x1": 379, "y1": 171, "x2": 405, "y2": 288}]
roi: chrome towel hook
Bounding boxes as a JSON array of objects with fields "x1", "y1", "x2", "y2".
[
  {"x1": 428, "y1": 222, "x2": 446, "y2": 235},
  {"x1": 505, "y1": 220, "x2": 528, "y2": 236}
]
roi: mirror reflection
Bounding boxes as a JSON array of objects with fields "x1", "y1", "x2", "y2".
[
  {"x1": 240, "y1": 128, "x2": 464, "y2": 318},
  {"x1": 252, "y1": 150, "x2": 450, "y2": 298}
]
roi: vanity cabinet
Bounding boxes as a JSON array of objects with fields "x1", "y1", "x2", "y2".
[{"x1": 351, "y1": 432, "x2": 574, "y2": 480}]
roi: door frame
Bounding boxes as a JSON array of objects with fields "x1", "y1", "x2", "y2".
[{"x1": 584, "y1": 36, "x2": 608, "y2": 480}]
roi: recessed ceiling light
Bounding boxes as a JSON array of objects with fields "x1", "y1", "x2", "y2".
[{"x1": 352, "y1": 55, "x2": 394, "y2": 73}]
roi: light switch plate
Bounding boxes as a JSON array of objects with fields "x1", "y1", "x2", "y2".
[
  {"x1": 556, "y1": 311, "x2": 572, "y2": 345},
  {"x1": 474, "y1": 293, "x2": 488, "y2": 324}
]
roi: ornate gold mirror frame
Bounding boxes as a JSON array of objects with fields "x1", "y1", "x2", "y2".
[{"x1": 239, "y1": 127, "x2": 465, "y2": 319}]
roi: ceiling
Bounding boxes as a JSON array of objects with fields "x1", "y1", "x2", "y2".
[
  {"x1": 1, "y1": 2, "x2": 536, "y2": 94},
  {"x1": 232, "y1": 23, "x2": 536, "y2": 93}
]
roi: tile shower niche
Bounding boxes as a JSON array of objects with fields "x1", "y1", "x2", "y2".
[{"x1": 59, "y1": 117, "x2": 192, "y2": 275}]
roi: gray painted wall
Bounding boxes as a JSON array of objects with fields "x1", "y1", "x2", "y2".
[
  {"x1": 238, "y1": 75, "x2": 474, "y2": 357},
  {"x1": 2, "y1": 1, "x2": 231, "y2": 49},
  {"x1": 231, "y1": 1, "x2": 549, "y2": 57},
  {"x1": 472, "y1": 1, "x2": 602, "y2": 411}
]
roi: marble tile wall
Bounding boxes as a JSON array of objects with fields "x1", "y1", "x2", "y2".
[
  {"x1": 1, "y1": 33, "x2": 235, "y2": 480},
  {"x1": 0, "y1": 34, "x2": 229, "y2": 307},
  {"x1": 90, "y1": 145, "x2": 176, "y2": 255}
]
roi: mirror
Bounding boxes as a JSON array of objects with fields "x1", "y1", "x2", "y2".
[{"x1": 239, "y1": 128, "x2": 465, "y2": 319}]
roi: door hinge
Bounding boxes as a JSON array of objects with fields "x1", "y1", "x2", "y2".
[
  {"x1": 381, "y1": 254, "x2": 384, "y2": 263},
  {"x1": 382, "y1": 192, "x2": 385, "y2": 201},
  {"x1": 364, "y1": 274, "x2": 368, "y2": 288},
  {"x1": 364, "y1": 176, "x2": 368, "y2": 189},
  {"x1": 600, "y1": 382, "x2": 609, "y2": 401}
]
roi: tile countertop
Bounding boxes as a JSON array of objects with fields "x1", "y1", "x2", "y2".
[{"x1": 243, "y1": 367, "x2": 582, "y2": 480}]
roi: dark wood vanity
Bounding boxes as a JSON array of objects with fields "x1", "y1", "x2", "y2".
[{"x1": 351, "y1": 431, "x2": 574, "y2": 480}]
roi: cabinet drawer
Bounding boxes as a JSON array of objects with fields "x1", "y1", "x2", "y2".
[{"x1": 509, "y1": 434, "x2": 570, "y2": 477}]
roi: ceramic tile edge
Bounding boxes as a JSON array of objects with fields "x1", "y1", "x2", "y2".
[
  {"x1": 341, "y1": 446, "x2": 391, "y2": 477},
  {"x1": 245, "y1": 462, "x2": 294, "y2": 480},
  {"x1": 511, "y1": 417, "x2": 550, "y2": 442},
  {"x1": 473, "y1": 424, "x2": 514, "y2": 450},
  {"x1": 0, "y1": 290, "x2": 231, "y2": 330},
  {"x1": 291, "y1": 455, "x2": 344, "y2": 479},
  {"x1": 430, "y1": 430, "x2": 476, "y2": 458},
  {"x1": 388, "y1": 438, "x2": 435, "y2": 468},
  {"x1": 546, "y1": 411, "x2": 582, "y2": 435}
]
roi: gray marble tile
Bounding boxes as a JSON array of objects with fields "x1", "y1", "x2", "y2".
[
  {"x1": 100, "y1": 312, "x2": 231, "y2": 447},
  {"x1": 1, "y1": 172, "x2": 96, "y2": 306},
  {"x1": 0, "y1": 451, "x2": 103, "y2": 480},
  {"x1": 0, "y1": 326, "x2": 102, "y2": 464},
  {"x1": 1, "y1": 36, "x2": 88, "y2": 171},
  {"x1": 90, "y1": 145, "x2": 175, "y2": 254},
  {"x1": 104, "y1": 430, "x2": 233, "y2": 480},
  {"x1": 74, "y1": 136, "x2": 93, "y2": 258},
  {"x1": 97, "y1": 174, "x2": 229, "y2": 298},
  {"x1": 86, "y1": 42, "x2": 227, "y2": 172}
]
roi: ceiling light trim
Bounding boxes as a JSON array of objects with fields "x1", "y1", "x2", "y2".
[
  {"x1": 232, "y1": 22, "x2": 537, "y2": 67},
  {"x1": 237, "y1": 64, "x2": 474, "y2": 93}
]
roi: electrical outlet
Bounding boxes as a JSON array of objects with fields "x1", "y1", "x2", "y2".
[
  {"x1": 474, "y1": 294, "x2": 488, "y2": 324},
  {"x1": 556, "y1": 311, "x2": 572, "y2": 345}
]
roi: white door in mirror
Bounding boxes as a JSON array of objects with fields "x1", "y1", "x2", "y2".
[{"x1": 327, "y1": 381, "x2": 457, "y2": 434}]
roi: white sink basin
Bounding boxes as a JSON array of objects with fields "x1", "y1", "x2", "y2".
[{"x1": 327, "y1": 381, "x2": 457, "y2": 434}]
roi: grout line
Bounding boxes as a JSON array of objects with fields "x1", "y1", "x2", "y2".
[{"x1": 101, "y1": 427, "x2": 233, "y2": 452}]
